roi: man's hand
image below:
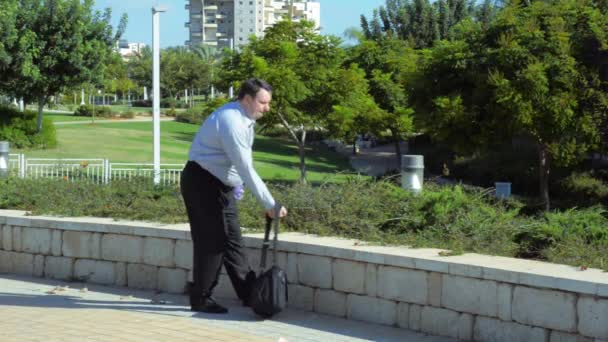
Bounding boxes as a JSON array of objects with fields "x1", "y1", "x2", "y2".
[{"x1": 266, "y1": 206, "x2": 287, "y2": 219}]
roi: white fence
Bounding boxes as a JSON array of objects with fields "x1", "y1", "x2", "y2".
[{"x1": 7, "y1": 154, "x2": 183, "y2": 185}]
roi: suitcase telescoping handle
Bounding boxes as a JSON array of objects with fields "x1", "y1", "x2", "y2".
[{"x1": 259, "y1": 205, "x2": 281, "y2": 270}]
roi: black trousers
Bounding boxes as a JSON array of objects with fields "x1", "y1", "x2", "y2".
[{"x1": 180, "y1": 161, "x2": 254, "y2": 301}]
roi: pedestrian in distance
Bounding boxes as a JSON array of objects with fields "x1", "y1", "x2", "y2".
[{"x1": 181, "y1": 78, "x2": 288, "y2": 314}]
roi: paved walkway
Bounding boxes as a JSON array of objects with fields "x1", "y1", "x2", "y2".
[
  {"x1": 0, "y1": 274, "x2": 454, "y2": 342},
  {"x1": 328, "y1": 141, "x2": 409, "y2": 177}
]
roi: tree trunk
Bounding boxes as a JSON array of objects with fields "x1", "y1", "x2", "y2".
[
  {"x1": 275, "y1": 111, "x2": 307, "y2": 184},
  {"x1": 36, "y1": 96, "x2": 45, "y2": 133},
  {"x1": 538, "y1": 144, "x2": 551, "y2": 211},
  {"x1": 299, "y1": 128, "x2": 307, "y2": 184},
  {"x1": 190, "y1": 87, "x2": 195, "y2": 108},
  {"x1": 393, "y1": 132, "x2": 403, "y2": 171}
]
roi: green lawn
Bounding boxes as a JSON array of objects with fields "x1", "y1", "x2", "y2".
[{"x1": 16, "y1": 120, "x2": 355, "y2": 182}]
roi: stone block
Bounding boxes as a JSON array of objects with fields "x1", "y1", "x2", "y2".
[
  {"x1": 428, "y1": 272, "x2": 442, "y2": 307},
  {"x1": 442, "y1": 275, "x2": 498, "y2": 317},
  {"x1": 333, "y1": 259, "x2": 365, "y2": 294},
  {"x1": 12, "y1": 226, "x2": 21, "y2": 251},
  {"x1": 127, "y1": 263, "x2": 158, "y2": 290},
  {"x1": 34, "y1": 255, "x2": 44, "y2": 277},
  {"x1": 51, "y1": 230, "x2": 62, "y2": 256},
  {"x1": 2, "y1": 225, "x2": 12, "y2": 250},
  {"x1": 7, "y1": 251, "x2": 34, "y2": 276},
  {"x1": 174, "y1": 240, "x2": 192, "y2": 270},
  {"x1": 578, "y1": 297, "x2": 608, "y2": 339},
  {"x1": 397, "y1": 302, "x2": 409, "y2": 329},
  {"x1": 512, "y1": 286, "x2": 577, "y2": 332},
  {"x1": 377, "y1": 266, "x2": 428, "y2": 305},
  {"x1": 287, "y1": 284, "x2": 314, "y2": 311},
  {"x1": 74, "y1": 259, "x2": 115, "y2": 285},
  {"x1": 314, "y1": 289, "x2": 346, "y2": 317},
  {"x1": 142, "y1": 237, "x2": 174, "y2": 267},
  {"x1": 115, "y1": 262, "x2": 127, "y2": 286},
  {"x1": 102, "y1": 234, "x2": 142, "y2": 263},
  {"x1": 10, "y1": 252, "x2": 32, "y2": 275},
  {"x1": 21, "y1": 228, "x2": 51, "y2": 255},
  {"x1": 346, "y1": 294, "x2": 397, "y2": 326},
  {"x1": 550, "y1": 331, "x2": 594, "y2": 342},
  {"x1": 498, "y1": 283, "x2": 513, "y2": 321},
  {"x1": 420, "y1": 306, "x2": 473, "y2": 341},
  {"x1": 63, "y1": 231, "x2": 101, "y2": 259},
  {"x1": 44, "y1": 256, "x2": 74, "y2": 280},
  {"x1": 298, "y1": 254, "x2": 332, "y2": 289},
  {"x1": 409, "y1": 304, "x2": 422, "y2": 331},
  {"x1": 158, "y1": 267, "x2": 187, "y2": 294},
  {"x1": 0, "y1": 250, "x2": 10, "y2": 272},
  {"x1": 286, "y1": 252, "x2": 298, "y2": 283},
  {"x1": 365, "y1": 263, "x2": 377, "y2": 297},
  {"x1": 474, "y1": 316, "x2": 548, "y2": 342}
]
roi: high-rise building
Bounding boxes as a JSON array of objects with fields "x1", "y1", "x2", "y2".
[{"x1": 185, "y1": 0, "x2": 320, "y2": 49}]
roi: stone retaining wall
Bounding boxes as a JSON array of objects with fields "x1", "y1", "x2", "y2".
[{"x1": 1, "y1": 210, "x2": 607, "y2": 342}]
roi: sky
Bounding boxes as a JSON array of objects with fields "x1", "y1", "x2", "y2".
[{"x1": 93, "y1": 0, "x2": 386, "y2": 48}]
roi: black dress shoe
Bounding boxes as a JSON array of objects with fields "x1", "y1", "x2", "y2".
[{"x1": 191, "y1": 296, "x2": 228, "y2": 314}]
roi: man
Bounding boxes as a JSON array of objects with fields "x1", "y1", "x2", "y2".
[{"x1": 181, "y1": 78, "x2": 288, "y2": 314}]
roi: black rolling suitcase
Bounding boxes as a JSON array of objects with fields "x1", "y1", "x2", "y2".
[{"x1": 249, "y1": 210, "x2": 288, "y2": 318}]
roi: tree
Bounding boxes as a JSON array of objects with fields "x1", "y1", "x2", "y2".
[
  {"x1": 326, "y1": 64, "x2": 384, "y2": 154},
  {"x1": 347, "y1": 37, "x2": 418, "y2": 169},
  {"x1": 217, "y1": 20, "x2": 346, "y2": 183},
  {"x1": 163, "y1": 47, "x2": 211, "y2": 107},
  {"x1": 0, "y1": 0, "x2": 18, "y2": 73},
  {"x1": 0, "y1": 0, "x2": 126, "y2": 132},
  {"x1": 102, "y1": 52, "x2": 130, "y2": 103},
  {"x1": 415, "y1": 0, "x2": 608, "y2": 210},
  {"x1": 191, "y1": 44, "x2": 223, "y2": 99},
  {"x1": 362, "y1": 0, "x2": 501, "y2": 48},
  {"x1": 127, "y1": 46, "x2": 152, "y2": 99}
]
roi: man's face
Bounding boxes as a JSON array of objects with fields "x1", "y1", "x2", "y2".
[{"x1": 243, "y1": 89, "x2": 271, "y2": 120}]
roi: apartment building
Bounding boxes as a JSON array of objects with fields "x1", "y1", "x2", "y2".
[
  {"x1": 185, "y1": 0, "x2": 320, "y2": 49},
  {"x1": 115, "y1": 39, "x2": 146, "y2": 61}
]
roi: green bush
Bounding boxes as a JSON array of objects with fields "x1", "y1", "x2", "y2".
[
  {"x1": 0, "y1": 106, "x2": 56, "y2": 148},
  {"x1": 96, "y1": 106, "x2": 113, "y2": 118},
  {"x1": 121, "y1": 110, "x2": 135, "y2": 119},
  {"x1": 554, "y1": 172, "x2": 608, "y2": 207},
  {"x1": 74, "y1": 105, "x2": 94, "y2": 116},
  {"x1": 175, "y1": 97, "x2": 229, "y2": 125},
  {"x1": 2, "y1": 175, "x2": 607, "y2": 269},
  {"x1": 74, "y1": 105, "x2": 116, "y2": 118},
  {"x1": 163, "y1": 108, "x2": 177, "y2": 117}
]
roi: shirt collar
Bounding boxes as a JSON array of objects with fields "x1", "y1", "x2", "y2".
[{"x1": 235, "y1": 101, "x2": 256, "y2": 128}]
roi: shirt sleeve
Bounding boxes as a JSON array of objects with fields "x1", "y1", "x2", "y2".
[{"x1": 219, "y1": 115, "x2": 276, "y2": 210}]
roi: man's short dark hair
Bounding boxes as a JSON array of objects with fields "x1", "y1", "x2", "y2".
[{"x1": 238, "y1": 78, "x2": 272, "y2": 100}]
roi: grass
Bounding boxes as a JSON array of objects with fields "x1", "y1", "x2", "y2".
[{"x1": 15, "y1": 120, "x2": 356, "y2": 182}]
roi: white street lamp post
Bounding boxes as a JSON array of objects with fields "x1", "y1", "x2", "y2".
[
  {"x1": 0, "y1": 141, "x2": 9, "y2": 178},
  {"x1": 152, "y1": 6, "x2": 167, "y2": 185},
  {"x1": 228, "y1": 38, "x2": 234, "y2": 99}
]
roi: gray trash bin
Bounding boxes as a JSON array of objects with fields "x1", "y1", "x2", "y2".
[{"x1": 401, "y1": 155, "x2": 424, "y2": 194}]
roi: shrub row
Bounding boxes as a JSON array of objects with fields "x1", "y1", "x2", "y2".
[
  {"x1": 1, "y1": 176, "x2": 607, "y2": 270},
  {"x1": 73, "y1": 105, "x2": 135, "y2": 119}
]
